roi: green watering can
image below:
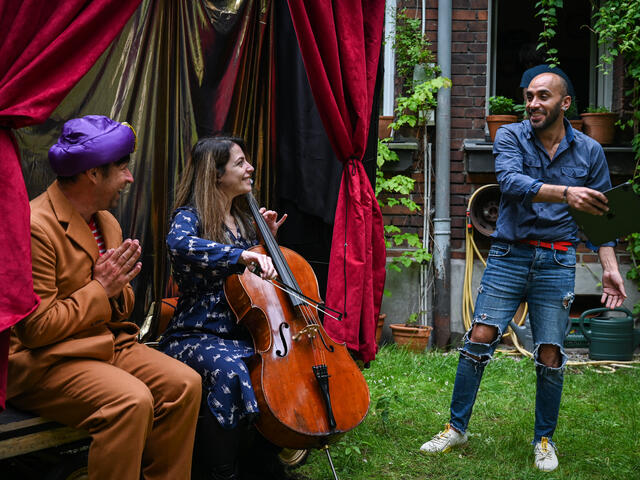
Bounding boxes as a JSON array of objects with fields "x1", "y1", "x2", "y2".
[{"x1": 579, "y1": 307, "x2": 640, "y2": 361}]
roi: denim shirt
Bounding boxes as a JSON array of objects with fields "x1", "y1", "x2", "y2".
[{"x1": 492, "y1": 119, "x2": 614, "y2": 248}]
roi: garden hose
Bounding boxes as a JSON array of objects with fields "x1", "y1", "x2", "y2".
[
  {"x1": 463, "y1": 185, "x2": 522, "y2": 338},
  {"x1": 463, "y1": 186, "x2": 640, "y2": 368}
]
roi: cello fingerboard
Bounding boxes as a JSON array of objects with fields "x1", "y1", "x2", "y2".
[{"x1": 247, "y1": 194, "x2": 304, "y2": 306}]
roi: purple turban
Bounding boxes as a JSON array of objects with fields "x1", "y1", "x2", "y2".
[{"x1": 48, "y1": 115, "x2": 136, "y2": 176}]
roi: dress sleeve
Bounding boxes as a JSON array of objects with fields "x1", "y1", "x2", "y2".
[{"x1": 166, "y1": 208, "x2": 246, "y2": 274}]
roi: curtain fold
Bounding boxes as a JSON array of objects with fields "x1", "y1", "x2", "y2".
[
  {"x1": 16, "y1": 0, "x2": 274, "y2": 338},
  {"x1": 0, "y1": 0, "x2": 141, "y2": 410},
  {"x1": 286, "y1": 0, "x2": 386, "y2": 363}
]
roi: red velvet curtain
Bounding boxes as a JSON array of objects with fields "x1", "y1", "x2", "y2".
[
  {"x1": 286, "y1": 0, "x2": 386, "y2": 363},
  {"x1": 0, "y1": 0, "x2": 141, "y2": 410}
]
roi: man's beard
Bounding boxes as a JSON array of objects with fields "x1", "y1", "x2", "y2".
[{"x1": 529, "y1": 100, "x2": 563, "y2": 131}]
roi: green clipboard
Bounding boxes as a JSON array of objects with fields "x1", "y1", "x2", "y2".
[{"x1": 570, "y1": 182, "x2": 640, "y2": 245}]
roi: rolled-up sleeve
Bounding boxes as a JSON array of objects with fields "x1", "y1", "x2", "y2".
[{"x1": 494, "y1": 127, "x2": 542, "y2": 204}]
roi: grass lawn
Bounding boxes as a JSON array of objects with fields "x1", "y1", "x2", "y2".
[{"x1": 295, "y1": 345, "x2": 640, "y2": 480}]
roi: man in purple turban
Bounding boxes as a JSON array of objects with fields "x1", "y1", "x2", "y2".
[{"x1": 7, "y1": 115, "x2": 201, "y2": 480}]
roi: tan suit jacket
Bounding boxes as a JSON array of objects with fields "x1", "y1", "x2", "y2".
[{"x1": 8, "y1": 181, "x2": 138, "y2": 398}]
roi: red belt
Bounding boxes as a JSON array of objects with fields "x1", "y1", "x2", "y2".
[{"x1": 518, "y1": 240, "x2": 572, "y2": 251}]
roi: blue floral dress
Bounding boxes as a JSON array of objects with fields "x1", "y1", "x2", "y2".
[{"x1": 160, "y1": 206, "x2": 259, "y2": 429}]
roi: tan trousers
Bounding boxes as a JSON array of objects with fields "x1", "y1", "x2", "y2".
[{"x1": 12, "y1": 341, "x2": 201, "y2": 480}]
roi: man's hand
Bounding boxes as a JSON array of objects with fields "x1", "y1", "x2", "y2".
[
  {"x1": 259, "y1": 207, "x2": 287, "y2": 237},
  {"x1": 93, "y1": 239, "x2": 142, "y2": 298},
  {"x1": 598, "y1": 246, "x2": 627, "y2": 309},
  {"x1": 566, "y1": 186, "x2": 609, "y2": 216},
  {"x1": 601, "y1": 269, "x2": 627, "y2": 309}
]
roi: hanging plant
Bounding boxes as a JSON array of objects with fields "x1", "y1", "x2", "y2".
[
  {"x1": 535, "y1": 0, "x2": 563, "y2": 68},
  {"x1": 376, "y1": 138, "x2": 431, "y2": 274},
  {"x1": 391, "y1": 9, "x2": 439, "y2": 94}
]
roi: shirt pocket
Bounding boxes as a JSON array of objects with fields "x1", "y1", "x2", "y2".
[
  {"x1": 560, "y1": 166, "x2": 588, "y2": 186},
  {"x1": 523, "y1": 155, "x2": 542, "y2": 178}
]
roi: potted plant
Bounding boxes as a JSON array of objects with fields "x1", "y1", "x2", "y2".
[
  {"x1": 387, "y1": 10, "x2": 450, "y2": 141},
  {"x1": 389, "y1": 312, "x2": 433, "y2": 353},
  {"x1": 580, "y1": 105, "x2": 618, "y2": 145},
  {"x1": 378, "y1": 10, "x2": 429, "y2": 141},
  {"x1": 486, "y1": 96, "x2": 521, "y2": 141},
  {"x1": 375, "y1": 313, "x2": 387, "y2": 344},
  {"x1": 378, "y1": 115, "x2": 394, "y2": 140},
  {"x1": 566, "y1": 100, "x2": 583, "y2": 132},
  {"x1": 376, "y1": 139, "x2": 433, "y2": 273},
  {"x1": 376, "y1": 138, "x2": 433, "y2": 352}
]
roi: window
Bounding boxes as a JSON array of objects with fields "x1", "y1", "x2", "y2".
[{"x1": 489, "y1": 0, "x2": 609, "y2": 113}]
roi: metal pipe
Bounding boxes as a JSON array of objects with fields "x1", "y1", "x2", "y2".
[
  {"x1": 433, "y1": 0, "x2": 452, "y2": 347},
  {"x1": 382, "y1": 0, "x2": 397, "y2": 116},
  {"x1": 419, "y1": 0, "x2": 429, "y2": 328},
  {"x1": 420, "y1": 136, "x2": 432, "y2": 328}
]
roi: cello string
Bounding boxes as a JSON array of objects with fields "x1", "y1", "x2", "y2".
[
  {"x1": 247, "y1": 267, "x2": 327, "y2": 363},
  {"x1": 264, "y1": 279, "x2": 342, "y2": 323},
  {"x1": 246, "y1": 195, "x2": 328, "y2": 364},
  {"x1": 260, "y1": 277, "x2": 326, "y2": 365}
]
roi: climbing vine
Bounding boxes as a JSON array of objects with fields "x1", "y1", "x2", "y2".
[{"x1": 535, "y1": 0, "x2": 563, "y2": 68}]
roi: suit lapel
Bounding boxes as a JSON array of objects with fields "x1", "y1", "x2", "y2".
[
  {"x1": 48, "y1": 182, "x2": 99, "y2": 262},
  {"x1": 95, "y1": 211, "x2": 119, "y2": 250}
]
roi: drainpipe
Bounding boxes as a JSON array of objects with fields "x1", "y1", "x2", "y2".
[
  {"x1": 382, "y1": 0, "x2": 396, "y2": 116},
  {"x1": 433, "y1": 0, "x2": 452, "y2": 348}
]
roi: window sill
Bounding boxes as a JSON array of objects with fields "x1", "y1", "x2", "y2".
[{"x1": 463, "y1": 139, "x2": 635, "y2": 176}]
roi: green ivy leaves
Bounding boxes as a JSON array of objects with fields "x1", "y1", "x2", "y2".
[{"x1": 535, "y1": 0, "x2": 563, "y2": 68}]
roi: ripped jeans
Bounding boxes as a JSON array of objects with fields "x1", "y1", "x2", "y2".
[{"x1": 450, "y1": 241, "x2": 575, "y2": 443}]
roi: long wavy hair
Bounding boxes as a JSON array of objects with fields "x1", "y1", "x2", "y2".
[{"x1": 173, "y1": 136, "x2": 254, "y2": 243}]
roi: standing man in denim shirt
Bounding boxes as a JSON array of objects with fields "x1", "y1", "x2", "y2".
[{"x1": 419, "y1": 73, "x2": 627, "y2": 472}]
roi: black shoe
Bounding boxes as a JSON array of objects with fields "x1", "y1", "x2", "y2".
[{"x1": 210, "y1": 463, "x2": 240, "y2": 480}]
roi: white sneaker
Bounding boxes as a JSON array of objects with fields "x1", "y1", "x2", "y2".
[
  {"x1": 534, "y1": 437, "x2": 559, "y2": 472},
  {"x1": 419, "y1": 423, "x2": 468, "y2": 453}
]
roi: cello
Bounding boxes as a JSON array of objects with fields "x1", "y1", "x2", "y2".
[{"x1": 224, "y1": 194, "x2": 370, "y2": 454}]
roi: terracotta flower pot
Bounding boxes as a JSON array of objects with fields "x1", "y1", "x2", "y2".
[
  {"x1": 569, "y1": 119, "x2": 583, "y2": 132},
  {"x1": 389, "y1": 324, "x2": 432, "y2": 353},
  {"x1": 378, "y1": 115, "x2": 394, "y2": 139},
  {"x1": 486, "y1": 115, "x2": 518, "y2": 142},
  {"x1": 580, "y1": 112, "x2": 617, "y2": 145},
  {"x1": 376, "y1": 313, "x2": 386, "y2": 344}
]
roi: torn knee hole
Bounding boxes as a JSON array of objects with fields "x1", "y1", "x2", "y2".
[
  {"x1": 562, "y1": 292, "x2": 575, "y2": 309},
  {"x1": 536, "y1": 344, "x2": 562, "y2": 368},
  {"x1": 470, "y1": 322, "x2": 499, "y2": 344}
]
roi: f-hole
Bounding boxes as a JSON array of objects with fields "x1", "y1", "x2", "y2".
[{"x1": 275, "y1": 322, "x2": 290, "y2": 357}]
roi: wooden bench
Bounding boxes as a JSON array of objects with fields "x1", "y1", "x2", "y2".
[{"x1": 0, "y1": 406, "x2": 89, "y2": 461}]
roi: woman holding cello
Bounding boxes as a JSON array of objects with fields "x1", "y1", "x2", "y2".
[{"x1": 159, "y1": 136, "x2": 291, "y2": 480}]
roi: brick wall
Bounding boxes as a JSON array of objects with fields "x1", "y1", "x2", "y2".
[
  {"x1": 384, "y1": 0, "x2": 488, "y2": 252},
  {"x1": 449, "y1": 0, "x2": 488, "y2": 250},
  {"x1": 385, "y1": 1, "x2": 631, "y2": 266}
]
